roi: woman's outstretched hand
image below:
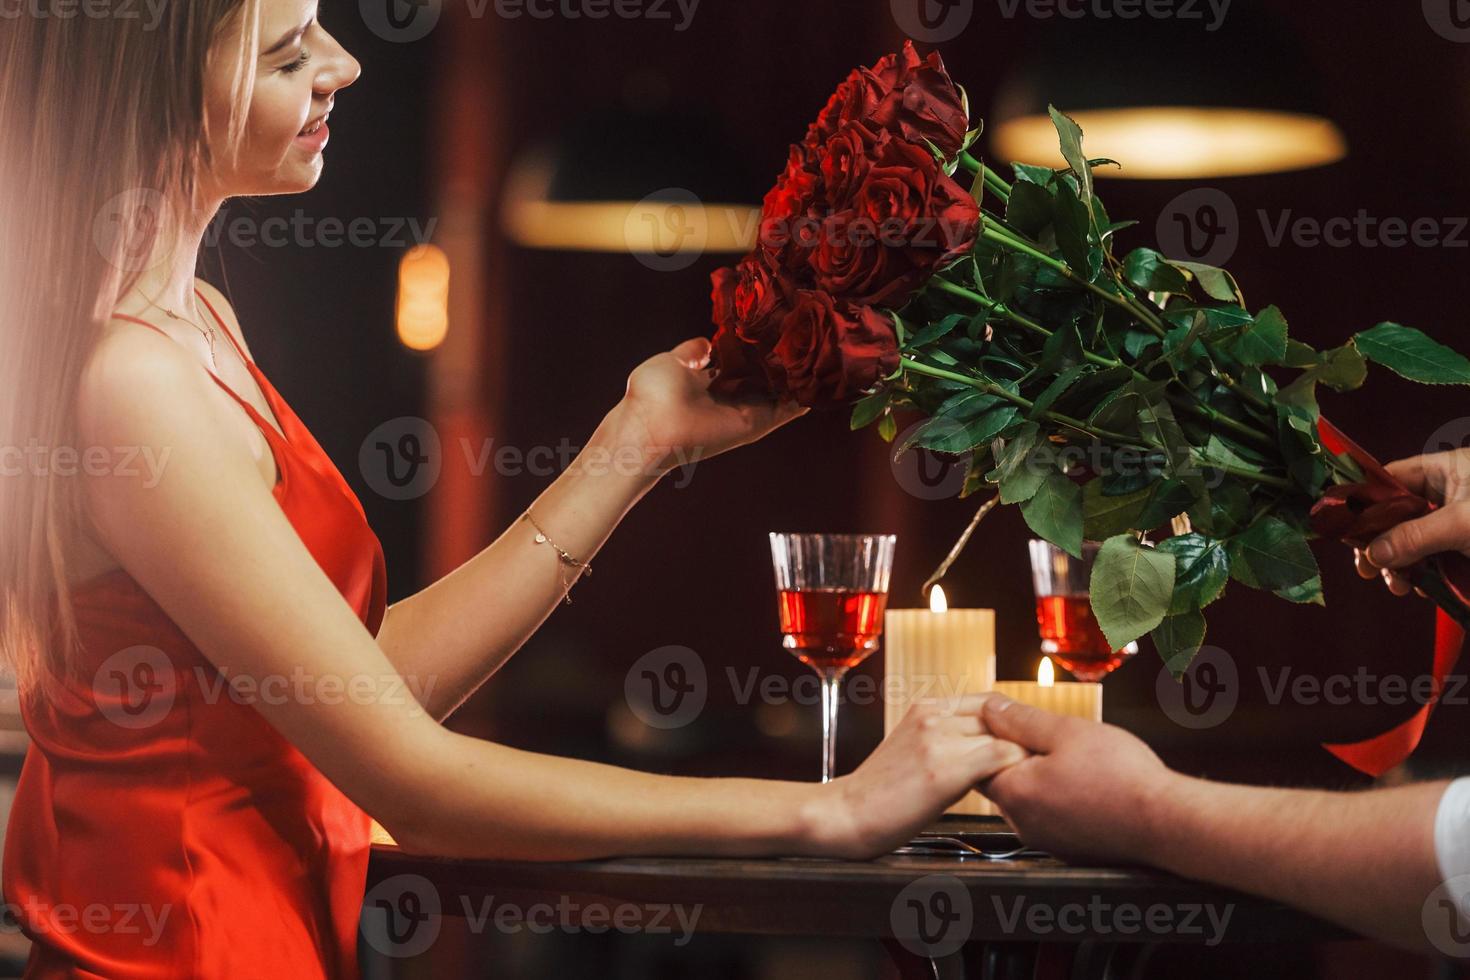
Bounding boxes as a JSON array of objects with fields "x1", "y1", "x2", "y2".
[
  {"x1": 813, "y1": 696, "x2": 1028, "y2": 860},
  {"x1": 1355, "y1": 448, "x2": 1470, "y2": 596},
  {"x1": 613, "y1": 337, "x2": 807, "y2": 478}
]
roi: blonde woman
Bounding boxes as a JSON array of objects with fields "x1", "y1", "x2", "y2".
[{"x1": 0, "y1": 2, "x2": 1027, "y2": 975}]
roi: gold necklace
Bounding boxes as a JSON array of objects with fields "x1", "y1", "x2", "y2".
[{"x1": 149, "y1": 296, "x2": 219, "y2": 370}]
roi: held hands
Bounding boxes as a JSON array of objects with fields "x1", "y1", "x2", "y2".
[
  {"x1": 815, "y1": 696, "x2": 1027, "y2": 860},
  {"x1": 1355, "y1": 448, "x2": 1470, "y2": 595},
  {"x1": 978, "y1": 697, "x2": 1173, "y2": 865},
  {"x1": 612, "y1": 337, "x2": 807, "y2": 478}
]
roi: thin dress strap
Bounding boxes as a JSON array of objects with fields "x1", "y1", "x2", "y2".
[{"x1": 107, "y1": 309, "x2": 280, "y2": 443}]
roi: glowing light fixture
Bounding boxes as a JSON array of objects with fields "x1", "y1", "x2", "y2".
[
  {"x1": 993, "y1": 107, "x2": 1347, "y2": 180},
  {"x1": 396, "y1": 243, "x2": 450, "y2": 352},
  {"x1": 503, "y1": 108, "x2": 759, "y2": 255},
  {"x1": 989, "y1": 14, "x2": 1348, "y2": 180}
]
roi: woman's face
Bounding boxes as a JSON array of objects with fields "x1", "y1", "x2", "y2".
[{"x1": 204, "y1": 0, "x2": 361, "y2": 198}]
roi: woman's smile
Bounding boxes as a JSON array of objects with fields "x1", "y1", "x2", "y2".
[{"x1": 294, "y1": 110, "x2": 331, "y2": 153}]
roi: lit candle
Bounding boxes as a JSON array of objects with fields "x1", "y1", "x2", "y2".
[
  {"x1": 884, "y1": 585, "x2": 996, "y2": 816},
  {"x1": 993, "y1": 657, "x2": 1103, "y2": 721}
]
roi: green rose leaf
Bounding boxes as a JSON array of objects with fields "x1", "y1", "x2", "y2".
[
  {"x1": 1157, "y1": 534, "x2": 1230, "y2": 614},
  {"x1": 1021, "y1": 469, "x2": 1084, "y2": 558},
  {"x1": 1316, "y1": 342, "x2": 1369, "y2": 392},
  {"x1": 1054, "y1": 179, "x2": 1101, "y2": 281},
  {"x1": 1275, "y1": 575, "x2": 1325, "y2": 606},
  {"x1": 1136, "y1": 478, "x2": 1198, "y2": 529},
  {"x1": 1168, "y1": 260, "x2": 1243, "y2": 304},
  {"x1": 1123, "y1": 248, "x2": 1191, "y2": 294},
  {"x1": 1005, "y1": 180, "x2": 1054, "y2": 238},
  {"x1": 1048, "y1": 105, "x2": 1093, "y2": 208},
  {"x1": 1354, "y1": 322, "x2": 1470, "y2": 385},
  {"x1": 1227, "y1": 517, "x2": 1319, "y2": 591},
  {"x1": 878, "y1": 413, "x2": 898, "y2": 442},
  {"x1": 1152, "y1": 311, "x2": 1208, "y2": 371},
  {"x1": 1090, "y1": 534, "x2": 1177, "y2": 651},
  {"x1": 906, "y1": 313, "x2": 967, "y2": 350},
  {"x1": 988, "y1": 423, "x2": 1042, "y2": 500},
  {"x1": 1231, "y1": 305, "x2": 1289, "y2": 367},
  {"x1": 1082, "y1": 480, "x2": 1150, "y2": 540},
  {"x1": 850, "y1": 391, "x2": 891, "y2": 431},
  {"x1": 1011, "y1": 162, "x2": 1055, "y2": 186},
  {"x1": 1028, "y1": 364, "x2": 1089, "y2": 419},
  {"x1": 1152, "y1": 609, "x2": 1207, "y2": 680}
]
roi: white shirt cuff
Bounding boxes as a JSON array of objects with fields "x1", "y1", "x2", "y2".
[{"x1": 1434, "y1": 777, "x2": 1470, "y2": 917}]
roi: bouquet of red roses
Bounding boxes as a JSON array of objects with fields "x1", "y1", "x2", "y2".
[
  {"x1": 709, "y1": 42, "x2": 983, "y2": 409},
  {"x1": 710, "y1": 44, "x2": 1470, "y2": 773}
]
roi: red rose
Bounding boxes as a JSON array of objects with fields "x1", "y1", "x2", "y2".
[
  {"x1": 713, "y1": 258, "x2": 788, "y2": 345},
  {"x1": 709, "y1": 261, "x2": 792, "y2": 400},
  {"x1": 806, "y1": 69, "x2": 868, "y2": 148},
  {"x1": 767, "y1": 291, "x2": 899, "y2": 409},
  {"x1": 865, "y1": 41, "x2": 970, "y2": 158},
  {"x1": 758, "y1": 145, "x2": 822, "y2": 272},
  {"x1": 809, "y1": 209, "x2": 902, "y2": 306},
  {"x1": 817, "y1": 121, "x2": 879, "y2": 204},
  {"x1": 711, "y1": 264, "x2": 739, "y2": 332},
  {"x1": 805, "y1": 41, "x2": 968, "y2": 159},
  {"x1": 808, "y1": 133, "x2": 978, "y2": 306},
  {"x1": 709, "y1": 323, "x2": 781, "y2": 400}
]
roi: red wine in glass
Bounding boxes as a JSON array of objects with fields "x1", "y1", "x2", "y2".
[
  {"x1": 777, "y1": 588, "x2": 889, "y2": 671},
  {"x1": 769, "y1": 533, "x2": 896, "y2": 783},
  {"x1": 1034, "y1": 594, "x2": 1135, "y2": 682}
]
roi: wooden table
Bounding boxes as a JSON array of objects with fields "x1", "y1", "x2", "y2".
[{"x1": 364, "y1": 818, "x2": 1350, "y2": 979}]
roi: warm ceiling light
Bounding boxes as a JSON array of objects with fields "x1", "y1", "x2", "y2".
[
  {"x1": 504, "y1": 193, "x2": 758, "y2": 255},
  {"x1": 991, "y1": 107, "x2": 1347, "y2": 180},
  {"x1": 988, "y1": 11, "x2": 1348, "y2": 181},
  {"x1": 501, "y1": 107, "x2": 760, "y2": 256},
  {"x1": 396, "y1": 243, "x2": 450, "y2": 352}
]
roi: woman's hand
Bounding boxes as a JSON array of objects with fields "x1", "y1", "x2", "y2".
[
  {"x1": 1355, "y1": 448, "x2": 1470, "y2": 595},
  {"x1": 812, "y1": 695, "x2": 1028, "y2": 860},
  {"x1": 612, "y1": 337, "x2": 807, "y2": 477},
  {"x1": 978, "y1": 697, "x2": 1175, "y2": 864}
]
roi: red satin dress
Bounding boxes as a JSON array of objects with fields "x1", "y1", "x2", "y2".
[{"x1": 4, "y1": 289, "x2": 389, "y2": 978}]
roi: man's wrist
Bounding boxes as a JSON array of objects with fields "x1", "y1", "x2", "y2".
[{"x1": 1135, "y1": 770, "x2": 1206, "y2": 873}]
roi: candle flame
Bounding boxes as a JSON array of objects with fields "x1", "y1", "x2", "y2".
[
  {"x1": 1038, "y1": 656, "x2": 1055, "y2": 687},
  {"x1": 929, "y1": 584, "x2": 948, "y2": 614}
]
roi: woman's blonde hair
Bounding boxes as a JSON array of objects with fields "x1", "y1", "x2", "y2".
[{"x1": 0, "y1": 0, "x2": 263, "y2": 700}]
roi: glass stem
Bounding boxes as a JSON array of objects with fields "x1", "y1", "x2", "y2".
[{"x1": 819, "y1": 667, "x2": 847, "y2": 784}]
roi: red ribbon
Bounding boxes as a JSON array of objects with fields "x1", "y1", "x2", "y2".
[{"x1": 1308, "y1": 418, "x2": 1470, "y2": 777}]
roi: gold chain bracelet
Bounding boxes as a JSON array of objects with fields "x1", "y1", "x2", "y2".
[{"x1": 521, "y1": 510, "x2": 592, "y2": 604}]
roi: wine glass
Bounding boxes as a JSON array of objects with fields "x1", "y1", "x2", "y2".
[
  {"x1": 769, "y1": 533, "x2": 896, "y2": 783},
  {"x1": 1027, "y1": 539, "x2": 1138, "y2": 682}
]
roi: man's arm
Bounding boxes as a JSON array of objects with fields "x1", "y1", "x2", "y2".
[{"x1": 979, "y1": 697, "x2": 1449, "y2": 952}]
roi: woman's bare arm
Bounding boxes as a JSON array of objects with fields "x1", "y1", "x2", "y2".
[
  {"x1": 372, "y1": 401, "x2": 661, "y2": 721},
  {"x1": 76, "y1": 327, "x2": 1024, "y2": 861}
]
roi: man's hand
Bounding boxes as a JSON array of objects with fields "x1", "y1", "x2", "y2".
[
  {"x1": 979, "y1": 697, "x2": 1174, "y2": 864},
  {"x1": 1356, "y1": 448, "x2": 1470, "y2": 595}
]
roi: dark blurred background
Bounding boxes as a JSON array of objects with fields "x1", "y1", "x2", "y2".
[{"x1": 191, "y1": 0, "x2": 1470, "y2": 976}]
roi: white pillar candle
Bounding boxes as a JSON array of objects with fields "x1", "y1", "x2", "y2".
[
  {"x1": 993, "y1": 656, "x2": 1103, "y2": 721},
  {"x1": 883, "y1": 585, "x2": 996, "y2": 816}
]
